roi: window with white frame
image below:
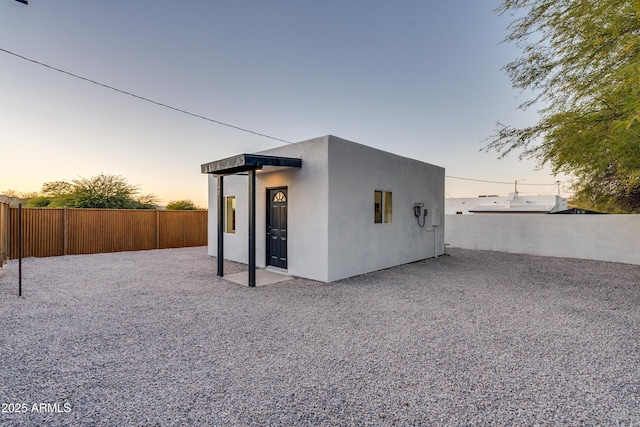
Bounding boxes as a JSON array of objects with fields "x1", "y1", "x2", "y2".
[
  {"x1": 374, "y1": 190, "x2": 392, "y2": 223},
  {"x1": 224, "y1": 196, "x2": 236, "y2": 233}
]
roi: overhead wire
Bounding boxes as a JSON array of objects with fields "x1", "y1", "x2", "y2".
[
  {"x1": 0, "y1": 47, "x2": 294, "y2": 144},
  {"x1": 445, "y1": 175, "x2": 557, "y2": 186},
  {"x1": 0, "y1": 48, "x2": 564, "y2": 188}
]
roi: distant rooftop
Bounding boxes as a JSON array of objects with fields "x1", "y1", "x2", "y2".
[{"x1": 446, "y1": 193, "x2": 568, "y2": 214}]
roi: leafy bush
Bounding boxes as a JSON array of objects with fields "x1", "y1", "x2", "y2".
[{"x1": 165, "y1": 200, "x2": 199, "y2": 210}]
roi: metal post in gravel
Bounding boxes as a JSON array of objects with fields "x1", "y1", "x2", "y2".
[
  {"x1": 217, "y1": 175, "x2": 224, "y2": 277},
  {"x1": 248, "y1": 170, "x2": 256, "y2": 287},
  {"x1": 18, "y1": 203, "x2": 22, "y2": 297}
]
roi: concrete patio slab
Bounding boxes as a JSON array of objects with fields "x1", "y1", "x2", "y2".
[{"x1": 223, "y1": 268, "x2": 295, "y2": 286}]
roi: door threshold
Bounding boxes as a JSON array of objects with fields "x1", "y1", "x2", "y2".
[{"x1": 264, "y1": 266, "x2": 289, "y2": 276}]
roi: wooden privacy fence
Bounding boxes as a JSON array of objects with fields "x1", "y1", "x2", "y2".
[
  {"x1": 0, "y1": 201, "x2": 9, "y2": 266},
  {"x1": 7, "y1": 207, "x2": 207, "y2": 259}
]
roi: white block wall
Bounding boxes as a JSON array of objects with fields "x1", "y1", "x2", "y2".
[{"x1": 445, "y1": 214, "x2": 640, "y2": 265}]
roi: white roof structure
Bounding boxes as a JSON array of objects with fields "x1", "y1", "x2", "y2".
[{"x1": 446, "y1": 193, "x2": 567, "y2": 215}]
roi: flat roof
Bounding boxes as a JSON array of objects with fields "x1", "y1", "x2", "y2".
[
  {"x1": 201, "y1": 154, "x2": 302, "y2": 176},
  {"x1": 469, "y1": 207, "x2": 552, "y2": 213}
]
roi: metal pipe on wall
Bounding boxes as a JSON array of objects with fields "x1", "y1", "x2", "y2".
[{"x1": 434, "y1": 225, "x2": 438, "y2": 259}]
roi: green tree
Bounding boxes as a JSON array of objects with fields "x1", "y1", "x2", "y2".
[
  {"x1": 165, "y1": 200, "x2": 199, "y2": 210},
  {"x1": 25, "y1": 196, "x2": 51, "y2": 207},
  {"x1": 33, "y1": 174, "x2": 158, "y2": 209},
  {"x1": 487, "y1": 0, "x2": 640, "y2": 213},
  {"x1": 41, "y1": 180, "x2": 74, "y2": 197},
  {"x1": 133, "y1": 194, "x2": 160, "y2": 210}
]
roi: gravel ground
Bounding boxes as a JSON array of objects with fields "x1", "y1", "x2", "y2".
[{"x1": 0, "y1": 247, "x2": 639, "y2": 426}]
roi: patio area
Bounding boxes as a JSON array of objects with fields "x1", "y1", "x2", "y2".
[{"x1": 1, "y1": 246, "x2": 639, "y2": 425}]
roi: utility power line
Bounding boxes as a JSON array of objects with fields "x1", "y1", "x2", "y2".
[
  {"x1": 0, "y1": 47, "x2": 293, "y2": 145},
  {"x1": 0, "y1": 48, "x2": 564, "y2": 189},
  {"x1": 446, "y1": 175, "x2": 557, "y2": 186}
]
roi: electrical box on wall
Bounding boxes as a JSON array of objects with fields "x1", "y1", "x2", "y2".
[{"x1": 431, "y1": 207, "x2": 440, "y2": 227}]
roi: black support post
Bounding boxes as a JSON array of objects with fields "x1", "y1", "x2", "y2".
[
  {"x1": 248, "y1": 170, "x2": 256, "y2": 287},
  {"x1": 18, "y1": 203, "x2": 22, "y2": 297},
  {"x1": 217, "y1": 175, "x2": 224, "y2": 277}
]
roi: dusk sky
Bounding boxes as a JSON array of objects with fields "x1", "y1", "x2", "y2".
[{"x1": 1, "y1": 1, "x2": 567, "y2": 207}]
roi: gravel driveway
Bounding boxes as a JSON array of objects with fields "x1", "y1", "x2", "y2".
[{"x1": 1, "y1": 247, "x2": 639, "y2": 426}]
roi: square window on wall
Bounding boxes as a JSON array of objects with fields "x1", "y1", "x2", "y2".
[
  {"x1": 374, "y1": 190, "x2": 392, "y2": 224},
  {"x1": 374, "y1": 191, "x2": 383, "y2": 223},
  {"x1": 224, "y1": 196, "x2": 236, "y2": 233},
  {"x1": 384, "y1": 192, "x2": 392, "y2": 223}
]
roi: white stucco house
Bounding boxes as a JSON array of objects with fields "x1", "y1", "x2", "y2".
[{"x1": 201, "y1": 135, "x2": 445, "y2": 285}]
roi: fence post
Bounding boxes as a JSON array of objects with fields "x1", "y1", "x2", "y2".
[
  {"x1": 0, "y1": 202, "x2": 8, "y2": 267},
  {"x1": 156, "y1": 208, "x2": 160, "y2": 249},
  {"x1": 63, "y1": 207, "x2": 68, "y2": 255}
]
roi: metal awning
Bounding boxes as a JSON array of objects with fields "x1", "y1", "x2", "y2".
[
  {"x1": 201, "y1": 154, "x2": 301, "y2": 176},
  {"x1": 201, "y1": 153, "x2": 301, "y2": 287}
]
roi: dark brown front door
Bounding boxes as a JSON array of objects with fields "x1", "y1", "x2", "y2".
[{"x1": 267, "y1": 188, "x2": 287, "y2": 269}]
